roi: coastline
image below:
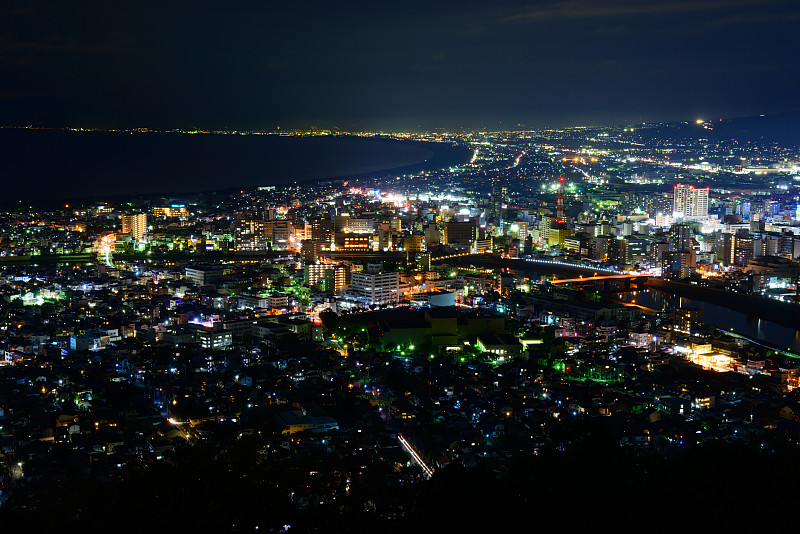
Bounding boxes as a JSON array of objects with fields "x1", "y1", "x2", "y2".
[
  {"x1": 0, "y1": 130, "x2": 472, "y2": 205},
  {"x1": 291, "y1": 137, "x2": 473, "y2": 186}
]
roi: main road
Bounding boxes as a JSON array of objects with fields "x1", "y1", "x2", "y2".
[{"x1": 397, "y1": 433, "x2": 434, "y2": 479}]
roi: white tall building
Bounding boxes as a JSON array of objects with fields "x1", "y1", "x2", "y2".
[
  {"x1": 348, "y1": 271, "x2": 399, "y2": 305},
  {"x1": 673, "y1": 184, "x2": 709, "y2": 218}
]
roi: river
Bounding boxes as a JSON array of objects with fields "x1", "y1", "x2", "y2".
[{"x1": 617, "y1": 289, "x2": 800, "y2": 353}]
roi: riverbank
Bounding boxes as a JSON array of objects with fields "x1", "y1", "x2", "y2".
[
  {"x1": 618, "y1": 285, "x2": 800, "y2": 353},
  {"x1": 643, "y1": 278, "x2": 800, "y2": 330}
]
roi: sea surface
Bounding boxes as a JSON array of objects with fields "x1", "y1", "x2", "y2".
[{"x1": 0, "y1": 129, "x2": 471, "y2": 203}]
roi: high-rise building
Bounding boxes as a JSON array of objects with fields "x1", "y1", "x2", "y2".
[
  {"x1": 764, "y1": 199, "x2": 780, "y2": 217},
  {"x1": 333, "y1": 213, "x2": 350, "y2": 233},
  {"x1": 752, "y1": 234, "x2": 781, "y2": 257},
  {"x1": 424, "y1": 226, "x2": 441, "y2": 247},
  {"x1": 720, "y1": 232, "x2": 755, "y2": 266},
  {"x1": 625, "y1": 236, "x2": 651, "y2": 265},
  {"x1": 235, "y1": 218, "x2": 269, "y2": 250},
  {"x1": 301, "y1": 239, "x2": 325, "y2": 264},
  {"x1": 606, "y1": 238, "x2": 627, "y2": 266},
  {"x1": 673, "y1": 184, "x2": 709, "y2": 218},
  {"x1": 669, "y1": 223, "x2": 693, "y2": 252},
  {"x1": 734, "y1": 235, "x2": 755, "y2": 266},
  {"x1": 590, "y1": 236, "x2": 610, "y2": 261},
  {"x1": 662, "y1": 250, "x2": 695, "y2": 280},
  {"x1": 404, "y1": 234, "x2": 424, "y2": 252},
  {"x1": 304, "y1": 264, "x2": 330, "y2": 286},
  {"x1": 376, "y1": 228, "x2": 392, "y2": 251},
  {"x1": 443, "y1": 221, "x2": 477, "y2": 248},
  {"x1": 779, "y1": 232, "x2": 800, "y2": 259},
  {"x1": 539, "y1": 217, "x2": 552, "y2": 242},
  {"x1": 268, "y1": 220, "x2": 292, "y2": 249},
  {"x1": 348, "y1": 270, "x2": 399, "y2": 305},
  {"x1": 309, "y1": 218, "x2": 333, "y2": 243},
  {"x1": 416, "y1": 252, "x2": 431, "y2": 272},
  {"x1": 650, "y1": 241, "x2": 670, "y2": 263},
  {"x1": 511, "y1": 221, "x2": 529, "y2": 243},
  {"x1": 304, "y1": 264, "x2": 349, "y2": 293},
  {"x1": 121, "y1": 213, "x2": 147, "y2": 241},
  {"x1": 490, "y1": 184, "x2": 507, "y2": 219}
]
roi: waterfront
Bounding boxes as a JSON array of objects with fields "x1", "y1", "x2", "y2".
[
  {"x1": 0, "y1": 128, "x2": 471, "y2": 203},
  {"x1": 618, "y1": 289, "x2": 800, "y2": 353}
]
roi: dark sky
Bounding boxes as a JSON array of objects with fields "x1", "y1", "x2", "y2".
[{"x1": 1, "y1": 0, "x2": 799, "y2": 131}]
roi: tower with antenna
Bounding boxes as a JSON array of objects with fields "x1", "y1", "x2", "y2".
[
  {"x1": 556, "y1": 176, "x2": 566, "y2": 224},
  {"x1": 546, "y1": 176, "x2": 571, "y2": 249}
]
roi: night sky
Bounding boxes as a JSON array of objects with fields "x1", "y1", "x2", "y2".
[{"x1": 2, "y1": 0, "x2": 799, "y2": 131}]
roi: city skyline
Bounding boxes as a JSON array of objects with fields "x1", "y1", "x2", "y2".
[{"x1": 2, "y1": 99, "x2": 800, "y2": 531}]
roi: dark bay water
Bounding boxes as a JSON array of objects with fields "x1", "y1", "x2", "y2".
[
  {"x1": 618, "y1": 289, "x2": 800, "y2": 353},
  {"x1": 0, "y1": 129, "x2": 471, "y2": 202}
]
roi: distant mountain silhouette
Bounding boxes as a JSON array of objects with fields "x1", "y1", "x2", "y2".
[
  {"x1": 635, "y1": 110, "x2": 800, "y2": 146},
  {"x1": 707, "y1": 110, "x2": 800, "y2": 145}
]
